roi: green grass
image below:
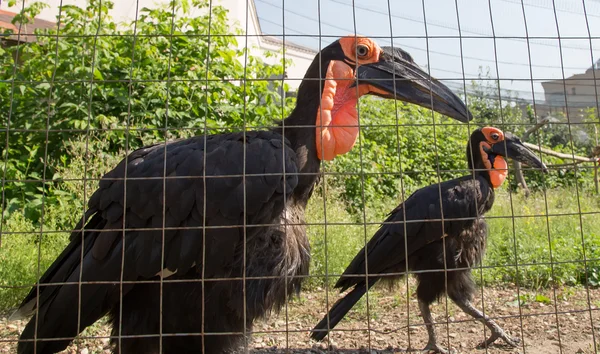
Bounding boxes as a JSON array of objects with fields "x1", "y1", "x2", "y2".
[
  {"x1": 303, "y1": 185, "x2": 376, "y2": 289},
  {"x1": 0, "y1": 204, "x2": 76, "y2": 311},
  {"x1": 482, "y1": 188, "x2": 600, "y2": 288},
  {"x1": 1, "y1": 184, "x2": 598, "y2": 312}
]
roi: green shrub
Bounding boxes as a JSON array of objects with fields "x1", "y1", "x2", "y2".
[
  {"x1": 326, "y1": 99, "x2": 470, "y2": 213},
  {"x1": 0, "y1": 0, "x2": 293, "y2": 221}
]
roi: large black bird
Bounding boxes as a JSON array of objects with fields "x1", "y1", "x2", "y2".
[
  {"x1": 311, "y1": 127, "x2": 547, "y2": 353},
  {"x1": 11, "y1": 36, "x2": 471, "y2": 354}
]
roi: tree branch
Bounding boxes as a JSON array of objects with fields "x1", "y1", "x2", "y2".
[
  {"x1": 523, "y1": 118, "x2": 551, "y2": 140},
  {"x1": 522, "y1": 142, "x2": 598, "y2": 162},
  {"x1": 513, "y1": 118, "x2": 599, "y2": 195}
]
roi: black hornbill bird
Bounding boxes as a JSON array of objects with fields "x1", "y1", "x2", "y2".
[
  {"x1": 12, "y1": 36, "x2": 471, "y2": 354},
  {"x1": 311, "y1": 127, "x2": 548, "y2": 353}
]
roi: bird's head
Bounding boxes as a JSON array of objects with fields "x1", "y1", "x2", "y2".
[
  {"x1": 468, "y1": 127, "x2": 548, "y2": 188},
  {"x1": 297, "y1": 36, "x2": 472, "y2": 160}
]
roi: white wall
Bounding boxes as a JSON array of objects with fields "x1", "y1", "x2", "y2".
[{"x1": 1, "y1": 0, "x2": 315, "y2": 89}]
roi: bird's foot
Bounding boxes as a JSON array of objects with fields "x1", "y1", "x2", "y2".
[
  {"x1": 422, "y1": 342, "x2": 455, "y2": 354},
  {"x1": 477, "y1": 328, "x2": 520, "y2": 348}
]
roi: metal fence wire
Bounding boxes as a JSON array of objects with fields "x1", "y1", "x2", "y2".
[{"x1": 0, "y1": 0, "x2": 599, "y2": 353}]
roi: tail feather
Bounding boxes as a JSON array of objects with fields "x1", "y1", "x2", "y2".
[
  {"x1": 311, "y1": 281, "x2": 376, "y2": 341},
  {"x1": 16, "y1": 252, "x2": 124, "y2": 354},
  {"x1": 15, "y1": 214, "x2": 124, "y2": 354},
  {"x1": 11, "y1": 212, "x2": 103, "y2": 322},
  {"x1": 17, "y1": 281, "x2": 117, "y2": 354}
]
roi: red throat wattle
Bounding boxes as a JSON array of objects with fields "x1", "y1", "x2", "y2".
[
  {"x1": 315, "y1": 60, "x2": 364, "y2": 161},
  {"x1": 479, "y1": 141, "x2": 508, "y2": 188}
]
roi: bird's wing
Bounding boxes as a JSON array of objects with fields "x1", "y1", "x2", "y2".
[
  {"x1": 335, "y1": 177, "x2": 483, "y2": 291},
  {"x1": 13, "y1": 131, "x2": 299, "y2": 319}
]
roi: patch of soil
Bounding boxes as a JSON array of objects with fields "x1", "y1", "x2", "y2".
[
  {"x1": 1, "y1": 285, "x2": 599, "y2": 353},
  {"x1": 251, "y1": 285, "x2": 600, "y2": 354}
]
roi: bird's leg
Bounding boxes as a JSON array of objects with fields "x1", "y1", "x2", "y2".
[
  {"x1": 418, "y1": 299, "x2": 452, "y2": 354},
  {"x1": 453, "y1": 298, "x2": 520, "y2": 348}
]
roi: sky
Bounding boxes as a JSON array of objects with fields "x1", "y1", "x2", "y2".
[{"x1": 254, "y1": 0, "x2": 600, "y2": 103}]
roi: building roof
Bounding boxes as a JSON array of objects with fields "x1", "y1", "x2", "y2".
[
  {"x1": 261, "y1": 35, "x2": 317, "y2": 55},
  {"x1": 0, "y1": 9, "x2": 56, "y2": 43},
  {"x1": 249, "y1": 0, "x2": 316, "y2": 56},
  {"x1": 541, "y1": 67, "x2": 600, "y2": 86},
  {"x1": 588, "y1": 58, "x2": 600, "y2": 72}
]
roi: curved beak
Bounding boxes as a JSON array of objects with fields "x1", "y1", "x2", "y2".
[
  {"x1": 491, "y1": 133, "x2": 548, "y2": 172},
  {"x1": 355, "y1": 46, "x2": 472, "y2": 122}
]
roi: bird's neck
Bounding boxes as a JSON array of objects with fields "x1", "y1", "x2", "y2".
[
  {"x1": 478, "y1": 175, "x2": 496, "y2": 214},
  {"x1": 276, "y1": 57, "x2": 337, "y2": 160},
  {"x1": 460, "y1": 174, "x2": 496, "y2": 215},
  {"x1": 272, "y1": 80, "x2": 325, "y2": 195},
  {"x1": 275, "y1": 58, "x2": 362, "y2": 194}
]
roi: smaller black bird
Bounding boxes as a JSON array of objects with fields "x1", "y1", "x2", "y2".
[{"x1": 311, "y1": 127, "x2": 547, "y2": 353}]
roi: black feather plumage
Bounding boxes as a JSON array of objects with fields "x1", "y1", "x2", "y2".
[{"x1": 312, "y1": 129, "x2": 534, "y2": 352}]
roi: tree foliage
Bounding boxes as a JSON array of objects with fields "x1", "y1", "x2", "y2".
[
  {"x1": 0, "y1": 0, "x2": 596, "y2": 222},
  {"x1": 0, "y1": 0, "x2": 293, "y2": 220}
]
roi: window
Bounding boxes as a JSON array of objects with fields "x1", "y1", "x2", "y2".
[{"x1": 571, "y1": 87, "x2": 576, "y2": 95}]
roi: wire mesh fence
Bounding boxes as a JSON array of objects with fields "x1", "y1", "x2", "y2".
[{"x1": 0, "y1": 0, "x2": 599, "y2": 353}]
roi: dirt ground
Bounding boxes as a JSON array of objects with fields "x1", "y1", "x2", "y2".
[{"x1": 1, "y1": 284, "x2": 599, "y2": 353}]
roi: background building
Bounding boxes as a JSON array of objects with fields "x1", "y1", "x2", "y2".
[{"x1": 540, "y1": 59, "x2": 600, "y2": 121}]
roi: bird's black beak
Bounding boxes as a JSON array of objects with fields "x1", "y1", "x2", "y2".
[
  {"x1": 355, "y1": 46, "x2": 472, "y2": 123},
  {"x1": 491, "y1": 133, "x2": 548, "y2": 172}
]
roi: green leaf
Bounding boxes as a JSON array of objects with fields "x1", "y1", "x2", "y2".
[
  {"x1": 534, "y1": 294, "x2": 552, "y2": 305},
  {"x1": 93, "y1": 68, "x2": 104, "y2": 80},
  {"x1": 35, "y1": 83, "x2": 51, "y2": 90}
]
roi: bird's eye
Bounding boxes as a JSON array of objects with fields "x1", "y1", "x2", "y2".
[
  {"x1": 491, "y1": 133, "x2": 500, "y2": 141},
  {"x1": 356, "y1": 44, "x2": 370, "y2": 58}
]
